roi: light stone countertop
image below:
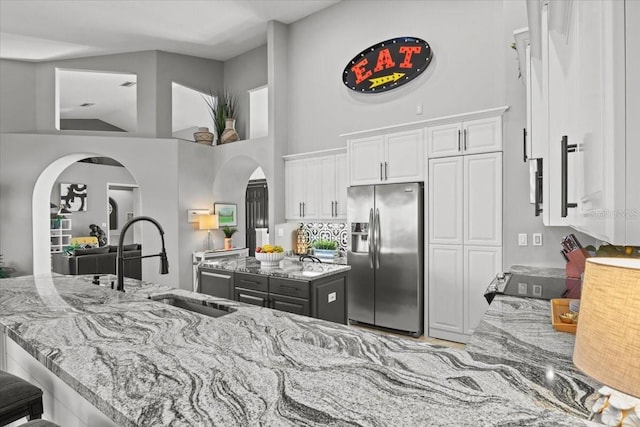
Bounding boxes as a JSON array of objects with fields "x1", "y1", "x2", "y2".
[{"x1": 0, "y1": 274, "x2": 600, "y2": 426}]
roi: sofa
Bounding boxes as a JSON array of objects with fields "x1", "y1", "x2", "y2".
[{"x1": 51, "y1": 244, "x2": 142, "y2": 279}]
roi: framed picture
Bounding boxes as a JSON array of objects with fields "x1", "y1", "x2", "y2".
[
  {"x1": 214, "y1": 203, "x2": 237, "y2": 226},
  {"x1": 61, "y1": 183, "x2": 87, "y2": 212}
]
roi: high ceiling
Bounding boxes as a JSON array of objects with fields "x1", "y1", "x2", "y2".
[{"x1": 0, "y1": 0, "x2": 340, "y2": 62}]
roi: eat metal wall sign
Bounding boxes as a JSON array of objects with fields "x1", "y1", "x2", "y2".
[{"x1": 343, "y1": 37, "x2": 432, "y2": 93}]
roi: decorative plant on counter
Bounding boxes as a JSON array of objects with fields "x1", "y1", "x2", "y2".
[
  {"x1": 312, "y1": 239, "x2": 337, "y2": 250},
  {"x1": 0, "y1": 254, "x2": 15, "y2": 278},
  {"x1": 203, "y1": 90, "x2": 238, "y2": 144},
  {"x1": 221, "y1": 226, "x2": 238, "y2": 239},
  {"x1": 221, "y1": 226, "x2": 238, "y2": 250}
]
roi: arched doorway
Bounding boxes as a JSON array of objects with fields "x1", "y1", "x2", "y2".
[{"x1": 33, "y1": 153, "x2": 139, "y2": 274}]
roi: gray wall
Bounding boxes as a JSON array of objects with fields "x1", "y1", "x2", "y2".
[
  {"x1": 156, "y1": 51, "x2": 224, "y2": 138},
  {"x1": 52, "y1": 161, "x2": 136, "y2": 239},
  {"x1": 0, "y1": 59, "x2": 36, "y2": 133},
  {"x1": 223, "y1": 44, "x2": 268, "y2": 141},
  {"x1": 286, "y1": 0, "x2": 506, "y2": 154},
  {"x1": 108, "y1": 187, "x2": 135, "y2": 245}
]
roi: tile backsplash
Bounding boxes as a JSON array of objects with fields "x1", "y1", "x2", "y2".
[{"x1": 300, "y1": 222, "x2": 348, "y2": 253}]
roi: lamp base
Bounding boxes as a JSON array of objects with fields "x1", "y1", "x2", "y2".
[
  {"x1": 203, "y1": 231, "x2": 214, "y2": 251},
  {"x1": 589, "y1": 386, "x2": 639, "y2": 426}
]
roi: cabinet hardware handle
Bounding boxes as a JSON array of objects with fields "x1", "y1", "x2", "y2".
[
  {"x1": 384, "y1": 162, "x2": 388, "y2": 180},
  {"x1": 561, "y1": 135, "x2": 577, "y2": 217},
  {"x1": 523, "y1": 128, "x2": 528, "y2": 162},
  {"x1": 334, "y1": 200, "x2": 338, "y2": 217},
  {"x1": 380, "y1": 162, "x2": 383, "y2": 181},
  {"x1": 534, "y1": 158, "x2": 543, "y2": 217},
  {"x1": 458, "y1": 130, "x2": 461, "y2": 151},
  {"x1": 299, "y1": 202, "x2": 302, "y2": 217},
  {"x1": 331, "y1": 201, "x2": 334, "y2": 217},
  {"x1": 463, "y1": 129, "x2": 468, "y2": 151},
  {"x1": 302, "y1": 202, "x2": 305, "y2": 217}
]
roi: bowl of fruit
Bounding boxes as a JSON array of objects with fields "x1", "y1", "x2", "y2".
[{"x1": 255, "y1": 245, "x2": 285, "y2": 267}]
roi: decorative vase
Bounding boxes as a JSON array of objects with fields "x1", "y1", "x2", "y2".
[
  {"x1": 193, "y1": 127, "x2": 214, "y2": 145},
  {"x1": 224, "y1": 238, "x2": 233, "y2": 250},
  {"x1": 220, "y1": 118, "x2": 239, "y2": 144}
]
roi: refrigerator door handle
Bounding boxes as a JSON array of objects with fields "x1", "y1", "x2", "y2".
[
  {"x1": 368, "y1": 208, "x2": 374, "y2": 268},
  {"x1": 374, "y1": 208, "x2": 381, "y2": 269}
]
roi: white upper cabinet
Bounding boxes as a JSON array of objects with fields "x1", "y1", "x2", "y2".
[
  {"x1": 285, "y1": 150, "x2": 347, "y2": 221},
  {"x1": 525, "y1": 0, "x2": 638, "y2": 244},
  {"x1": 348, "y1": 129, "x2": 423, "y2": 186},
  {"x1": 427, "y1": 116, "x2": 502, "y2": 158},
  {"x1": 318, "y1": 154, "x2": 348, "y2": 220},
  {"x1": 426, "y1": 122, "x2": 462, "y2": 158},
  {"x1": 384, "y1": 129, "x2": 424, "y2": 183},
  {"x1": 285, "y1": 158, "x2": 319, "y2": 220},
  {"x1": 348, "y1": 135, "x2": 385, "y2": 186}
]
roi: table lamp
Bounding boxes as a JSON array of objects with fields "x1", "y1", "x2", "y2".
[
  {"x1": 573, "y1": 257, "x2": 640, "y2": 425},
  {"x1": 198, "y1": 214, "x2": 218, "y2": 251}
]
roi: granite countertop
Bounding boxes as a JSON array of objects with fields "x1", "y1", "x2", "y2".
[
  {"x1": 200, "y1": 256, "x2": 350, "y2": 280},
  {"x1": 508, "y1": 265, "x2": 568, "y2": 278},
  {"x1": 0, "y1": 274, "x2": 599, "y2": 426}
]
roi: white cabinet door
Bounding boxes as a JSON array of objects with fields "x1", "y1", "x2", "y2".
[
  {"x1": 318, "y1": 156, "x2": 337, "y2": 220},
  {"x1": 464, "y1": 153, "x2": 502, "y2": 246},
  {"x1": 335, "y1": 153, "x2": 348, "y2": 219},
  {"x1": 462, "y1": 117, "x2": 502, "y2": 155},
  {"x1": 384, "y1": 129, "x2": 424, "y2": 183},
  {"x1": 428, "y1": 244, "x2": 464, "y2": 336},
  {"x1": 285, "y1": 160, "x2": 305, "y2": 220},
  {"x1": 428, "y1": 157, "x2": 463, "y2": 245},
  {"x1": 302, "y1": 159, "x2": 320, "y2": 219},
  {"x1": 285, "y1": 158, "x2": 320, "y2": 220},
  {"x1": 348, "y1": 135, "x2": 384, "y2": 185},
  {"x1": 427, "y1": 122, "x2": 462, "y2": 158},
  {"x1": 463, "y1": 246, "x2": 502, "y2": 335}
]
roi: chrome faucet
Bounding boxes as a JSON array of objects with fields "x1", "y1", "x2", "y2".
[{"x1": 116, "y1": 216, "x2": 169, "y2": 292}]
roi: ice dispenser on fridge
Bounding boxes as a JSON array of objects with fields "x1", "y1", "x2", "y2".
[{"x1": 350, "y1": 222, "x2": 370, "y2": 253}]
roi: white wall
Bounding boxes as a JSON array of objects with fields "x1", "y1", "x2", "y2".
[
  {"x1": 52, "y1": 162, "x2": 136, "y2": 239},
  {"x1": 0, "y1": 59, "x2": 36, "y2": 132}
]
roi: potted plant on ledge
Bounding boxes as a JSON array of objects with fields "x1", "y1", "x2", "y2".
[{"x1": 221, "y1": 226, "x2": 238, "y2": 250}]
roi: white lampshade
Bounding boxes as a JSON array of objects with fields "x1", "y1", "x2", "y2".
[
  {"x1": 198, "y1": 214, "x2": 218, "y2": 230},
  {"x1": 573, "y1": 257, "x2": 640, "y2": 398}
]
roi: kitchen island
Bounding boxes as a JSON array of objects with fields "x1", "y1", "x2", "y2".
[{"x1": 0, "y1": 274, "x2": 599, "y2": 426}]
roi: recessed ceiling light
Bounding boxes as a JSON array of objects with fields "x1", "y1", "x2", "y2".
[
  {"x1": 120, "y1": 81, "x2": 136, "y2": 87},
  {"x1": 80, "y1": 103, "x2": 94, "y2": 107}
]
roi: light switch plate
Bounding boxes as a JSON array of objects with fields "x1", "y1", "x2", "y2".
[
  {"x1": 532, "y1": 233, "x2": 543, "y2": 246},
  {"x1": 518, "y1": 233, "x2": 528, "y2": 246},
  {"x1": 187, "y1": 209, "x2": 209, "y2": 223}
]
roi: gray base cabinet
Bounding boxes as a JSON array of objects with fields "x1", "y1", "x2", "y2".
[
  {"x1": 199, "y1": 268, "x2": 234, "y2": 299},
  {"x1": 199, "y1": 268, "x2": 348, "y2": 324}
]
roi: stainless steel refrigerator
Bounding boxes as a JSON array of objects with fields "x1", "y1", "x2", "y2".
[{"x1": 347, "y1": 183, "x2": 423, "y2": 336}]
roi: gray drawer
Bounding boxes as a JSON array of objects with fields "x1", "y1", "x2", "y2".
[
  {"x1": 269, "y1": 277, "x2": 309, "y2": 299},
  {"x1": 235, "y1": 272, "x2": 268, "y2": 292}
]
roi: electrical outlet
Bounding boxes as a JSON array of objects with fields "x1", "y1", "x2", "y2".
[
  {"x1": 518, "y1": 282, "x2": 528, "y2": 295},
  {"x1": 277, "y1": 228, "x2": 284, "y2": 237},
  {"x1": 416, "y1": 104, "x2": 423, "y2": 115},
  {"x1": 518, "y1": 233, "x2": 528, "y2": 246},
  {"x1": 532, "y1": 233, "x2": 543, "y2": 246},
  {"x1": 328, "y1": 292, "x2": 336, "y2": 303}
]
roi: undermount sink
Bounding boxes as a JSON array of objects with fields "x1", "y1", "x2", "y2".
[{"x1": 153, "y1": 297, "x2": 233, "y2": 318}]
